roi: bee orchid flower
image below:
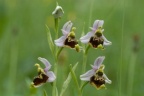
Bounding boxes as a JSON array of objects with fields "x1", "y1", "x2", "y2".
[
  {"x1": 31, "y1": 57, "x2": 56, "y2": 87},
  {"x1": 54, "y1": 21, "x2": 81, "y2": 52},
  {"x1": 80, "y1": 56, "x2": 111, "y2": 89},
  {"x1": 80, "y1": 20, "x2": 112, "y2": 49}
]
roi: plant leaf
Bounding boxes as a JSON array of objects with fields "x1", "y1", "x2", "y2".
[
  {"x1": 46, "y1": 25, "x2": 55, "y2": 56},
  {"x1": 55, "y1": 87, "x2": 58, "y2": 96},
  {"x1": 43, "y1": 90, "x2": 48, "y2": 96},
  {"x1": 59, "y1": 62, "x2": 78, "y2": 96}
]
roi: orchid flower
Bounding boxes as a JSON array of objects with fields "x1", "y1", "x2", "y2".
[
  {"x1": 31, "y1": 57, "x2": 56, "y2": 87},
  {"x1": 54, "y1": 21, "x2": 81, "y2": 52},
  {"x1": 80, "y1": 56, "x2": 111, "y2": 89},
  {"x1": 80, "y1": 20, "x2": 112, "y2": 49}
]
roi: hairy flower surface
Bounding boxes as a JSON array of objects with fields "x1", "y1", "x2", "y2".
[
  {"x1": 80, "y1": 56, "x2": 111, "y2": 89},
  {"x1": 31, "y1": 57, "x2": 56, "y2": 87},
  {"x1": 54, "y1": 21, "x2": 81, "y2": 52},
  {"x1": 52, "y1": 3, "x2": 64, "y2": 18},
  {"x1": 80, "y1": 20, "x2": 111, "y2": 49}
]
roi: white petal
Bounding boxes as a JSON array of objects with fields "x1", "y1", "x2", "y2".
[
  {"x1": 38, "y1": 57, "x2": 51, "y2": 72},
  {"x1": 54, "y1": 36, "x2": 66, "y2": 43},
  {"x1": 98, "y1": 20, "x2": 104, "y2": 27},
  {"x1": 80, "y1": 32, "x2": 94, "y2": 40},
  {"x1": 92, "y1": 20, "x2": 99, "y2": 31},
  {"x1": 62, "y1": 21, "x2": 73, "y2": 35},
  {"x1": 80, "y1": 69, "x2": 95, "y2": 81},
  {"x1": 54, "y1": 36, "x2": 66, "y2": 47},
  {"x1": 55, "y1": 42, "x2": 64, "y2": 47},
  {"x1": 102, "y1": 35, "x2": 112, "y2": 46},
  {"x1": 103, "y1": 74, "x2": 112, "y2": 84},
  {"x1": 103, "y1": 41, "x2": 112, "y2": 46},
  {"x1": 93, "y1": 56, "x2": 105, "y2": 70},
  {"x1": 46, "y1": 71, "x2": 56, "y2": 82},
  {"x1": 93, "y1": 20, "x2": 104, "y2": 30},
  {"x1": 61, "y1": 29, "x2": 69, "y2": 36},
  {"x1": 80, "y1": 38, "x2": 90, "y2": 43}
]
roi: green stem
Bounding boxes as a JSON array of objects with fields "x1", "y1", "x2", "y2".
[
  {"x1": 80, "y1": 45, "x2": 90, "y2": 87},
  {"x1": 82, "y1": 45, "x2": 90, "y2": 76},
  {"x1": 52, "y1": 9, "x2": 63, "y2": 95},
  {"x1": 52, "y1": 63, "x2": 57, "y2": 96},
  {"x1": 80, "y1": 81, "x2": 89, "y2": 92},
  {"x1": 127, "y1": 53, "x2": 137, "y2": 96},
  {"x1": 52, "y1": 18, "x2": 59, "y2": 96},
  {"x1": 119, "y1": 0, "x2": 125, "y2": 95},
  {"x1": 57, "y1": 47, "x2": 64, "y2": 59},
  {"x1": 88, "y1": 0, "x2": 94, "y2": 28},
  {"x1": 70, "y1": 65, "x2": 82, "y2": 96},
  {"x1": 52, "y1": 47, "x2": 64, "y2": 96},
  {"x1": 8, "y1": 35, "x2": 18, "y2": 96},
  {"x1": 55, "y1": 18, "x2": 59, "y2": 39}
]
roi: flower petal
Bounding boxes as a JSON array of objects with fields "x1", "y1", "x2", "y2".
[
  {"x1": 80, "y1": 38, "x2": 90, "y2": 43},
  {"x1": 92, "y1": 20, "x2": 104, "y2": 31},
  {"x1": 55, "y1": 36, "x2": 66, "y2": 43},
  {"x1": 62, "y1": 21, "x2": 73, "y2": 35},
  {"x1": 55, "y1": 42, "x2": 64, "y2": 47},
  {"x1": 80, "y1": 32, "x2": 94, "y2": 40},
  {"x1": 103, "y1": 74, "x2": 112, "y2": 84},
  {"x1": 38, "y1": 57, "x2": 51, "y2": 72},
  {"x1": 102, "y1": 35, "x2": 112, "y2": 46},
  {"x1": 46, "y1": 71, "x2": 56, "y2": 82},
  {"x1": 80, "y1": 32, "x2": 94, "y2": 43},
  {"x1": 80, "y1": 69, "x2": 95, "y2": 81},
  {"x1": 92, "y1": 56, "x2": 105, "y2": 70},
  {"x1": 54, "y1": 36, "x2": 66, "y2": 47}
]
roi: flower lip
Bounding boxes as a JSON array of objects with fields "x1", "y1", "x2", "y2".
[{"x1": 33, "y1": 73, "x2": 49, "y2": 86}]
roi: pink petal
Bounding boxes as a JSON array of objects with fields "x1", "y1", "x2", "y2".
[
  {"x1": 38, "y1": 57, "x2": 51, "y2": 72},
  {"x1": 93, "y1": 56, "x2": 105, "y2": 70},
  {"x1": 92, "y1": 20, "x2": 104, "y2": 31},
  {"x1": 80, "y1": 69, "x2": 95, "y2": 81},
  {"x1": 46, "y1": 71, "x2": 56, "y2": 82},
  {"x1": 62, "y1": 21, "x2": 73, "y2": 35}
]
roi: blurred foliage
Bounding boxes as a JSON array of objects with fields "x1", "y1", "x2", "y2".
[{"x1": 0, "y1": 0, "x2": 144, "y2": 96}]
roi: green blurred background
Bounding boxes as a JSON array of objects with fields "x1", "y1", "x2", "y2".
[{"x1": 0, "y1": 0, "x2": 143, "y2": 96}]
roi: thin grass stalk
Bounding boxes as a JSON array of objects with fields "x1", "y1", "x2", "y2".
[{"x1": 119, "y1": 0, "x2": 125, "y2": 95}]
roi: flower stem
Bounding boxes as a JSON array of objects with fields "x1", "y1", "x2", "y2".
[
  {"x1": 70, "y1": 65, "x2": 82, "y2": 96},
  {"x1": 55, "y1": 18, "x2": 59, "y2": 39},
  {"x1": 80, "y1": 45, "x2": 90, "y2": 86},
  {"x1": 80, "y1": 81, "x2": 89, "y2": 92},
  {"x1": 57, "y1": 47, "x2": 64, "y2": 59},
  {"x1": 52, "y1": 17, "x2": 59, "y2": 96},
  {"x1": 52, "y1": 59, "x2": 58, "y2": 96},
  {"x1": 8, "y1": 34, "x2": 18, "y2": 96},
  {"x1": 127, "y1": 53, "x2": 137, "y2": 96},
  {"x1": 119, "y1": 0, "x2": 125, "y2": 95}
]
